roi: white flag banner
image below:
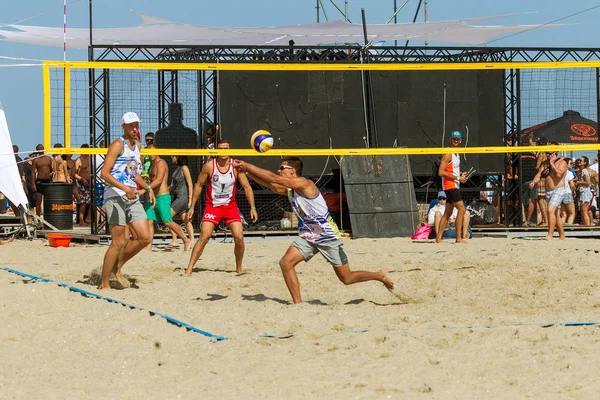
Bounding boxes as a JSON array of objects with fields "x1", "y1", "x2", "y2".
[{"x1": 0, "y1": 102, "x2": 28, "y2": 211}]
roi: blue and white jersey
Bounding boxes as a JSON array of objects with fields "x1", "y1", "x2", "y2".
[
  {"x1": 288, "y1": 185, "x2": 341, "y2": 243},
  {"x1": 104, "y1": 137, "x2": 141, "y2": 200}
]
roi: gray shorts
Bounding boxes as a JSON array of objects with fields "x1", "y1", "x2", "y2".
[
  {"x1": 104, "y1": 195, "x2": 146, "y2": 226},
  {"x1": 291, "y1": 237, "x2": 348, "y2": 267},
  {"x1": 545, "y1": 188, "x2": 564, "y2": 209}
]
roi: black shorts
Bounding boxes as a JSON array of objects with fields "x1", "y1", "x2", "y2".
[{"x1": 445, "y1": 188, "x2": 463, "y2": 204}]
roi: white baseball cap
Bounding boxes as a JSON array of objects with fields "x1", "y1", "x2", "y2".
[{"x1": 122, "y1": 112, "x2": 140, "y2": 124}]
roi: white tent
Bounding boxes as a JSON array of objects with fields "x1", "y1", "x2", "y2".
[
  {"x1": 0, "y1": 102, "x2": 28, "y2": 211},
  {"x1": 0, "y1": 13, "x2": 557, "y2": 48}
]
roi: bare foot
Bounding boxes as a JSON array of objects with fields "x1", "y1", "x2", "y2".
[
  {"x1": 183, "y1": 240, "x2": 192, "y2": 252},
  {"x1": 455, "y1": 239, "x2": 468, "y2": 244},
  {"x1": 167, "y1": 242, "x2": 180, "y2": 249},
  {"x1": 236, "y1": 267, "x2": 243, "y2": 274},
  {"x1": 98, "y1": 284, "x2": 111, "y2": 290},
  {"x1": 379, "y1": 269, "x2": 394, "y2": 290},
  {"x1": 542, "y1": 235, "x2": 553, "y2": 240},
  {"x1": 435, "y1": 238, "x2": 443, "y2": 243}
]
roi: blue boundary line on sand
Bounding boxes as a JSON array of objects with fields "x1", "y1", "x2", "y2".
[{"x1": 2, "y1": 267, "x2": 228, "y2": 341}]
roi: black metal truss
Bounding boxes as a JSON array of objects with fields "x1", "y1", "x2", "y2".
[
  {"x1": 92, "y1": 45, "x2": 600, "y2": 63},
  {"x1": 158, "y1": 70, "x2": 178, "y2": 128},
  {"x1": 89, "y1": 44, "x2": 600, "y2": 232},
  {"x1": 90, "y1": 69, "x2": 110, "y2": 235}
]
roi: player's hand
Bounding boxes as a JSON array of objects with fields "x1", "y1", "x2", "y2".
[
  {"x1": 529, "y1": 181, "x2": 536, "y2": 189},
  {"x1": 459, "y1": 176, "x2": 467, "y2": 183},
  {"x1": 232, "y1": 159, "x2": 247, "y2": 172},
  {"x1": 187, "y1": 208, "x2": 194, "y2": 222},
  {"x1": 250, "y1": 208, "x2": 258, "y2": 223},
  {"x1": 148, "y1": 189, "x2": 156, "y2": 208},
  {"x1": 124, "y1": 187, "x2": 137, "y2": 200}
]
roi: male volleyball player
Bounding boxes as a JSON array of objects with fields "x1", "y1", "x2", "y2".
[
  {"x1": 185, "y1": 140, "x2": 258, "y2": 275},
  {"x1": 99, "y1": 112, "x2": 155, "y2": 290},
  {"x1": 232, "y1": 156, "x2": 395, "y2": 304},
  {"x1": 436, "y1": 130, "x2": 469, "y2": 244}
]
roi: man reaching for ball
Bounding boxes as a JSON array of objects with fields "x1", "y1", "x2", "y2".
[
  {"x1": 233, "y1": 156, "x2": 395, "y2": 304},
  {"x1": 185, "y1": 140, "x2": 258, "y2": 275}
]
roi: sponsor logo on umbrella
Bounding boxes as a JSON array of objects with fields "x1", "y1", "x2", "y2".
[{"x1": 571, "y1": 124, "x2": 596, "y2": 137}]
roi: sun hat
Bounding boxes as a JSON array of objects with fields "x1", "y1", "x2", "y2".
[{"x1": 438, "y1": 191, "x2": 447, "y2": 198}]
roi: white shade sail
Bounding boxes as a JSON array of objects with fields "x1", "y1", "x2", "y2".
[{"x1": 0, "y1": 13, "x2": 554, "y2": 48}]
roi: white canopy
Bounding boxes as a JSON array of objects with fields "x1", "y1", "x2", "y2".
[
  {"x1": 0, "y1": 13, "x2": 555, "y2": 48},
  {"x1": 0, "y1": 102, "x2": 28, "y2": 211}
]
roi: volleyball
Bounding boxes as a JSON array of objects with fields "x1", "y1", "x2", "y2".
[{"x1": 251, "y1": 130, "x2": 273, "y2": 153}]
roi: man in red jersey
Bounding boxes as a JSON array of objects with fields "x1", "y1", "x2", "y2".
[{"x1": 185, "y1": 140, "x2": 258, "y2": 275}]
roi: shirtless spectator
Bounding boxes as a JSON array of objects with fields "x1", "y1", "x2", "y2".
[
  {"x1": 143, "y1": 144, "x2": 191, "y2": 251},
  {"x1": 74, "y1": 144, "x2": 92, "y2": 225},
  {"x1": 529, "y1": 142, "x2": 567, "y2": 240},
  {"x1": 31, "y1": 144, "x2": 53, "y2": 216},
  {"x1": 534, "y1": 138, "x2": 548, "y2": 226}
]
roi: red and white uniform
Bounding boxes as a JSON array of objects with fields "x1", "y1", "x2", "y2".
[
  {"x1": 442, "y1": 154, "x2": 461, "y2": 190},
  {"x1": 202, "y1": 158, "x2": 241, "y2": 225}
]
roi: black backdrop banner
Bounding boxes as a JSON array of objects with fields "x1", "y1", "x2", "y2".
[{"x1": 219, "y1": 70, "x2": 505, "y2": 176}]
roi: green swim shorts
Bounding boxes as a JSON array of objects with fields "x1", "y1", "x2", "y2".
[{"x1": 145, "y1": 193, "x2": 173, "y2": 223}]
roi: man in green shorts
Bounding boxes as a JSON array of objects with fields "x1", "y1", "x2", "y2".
[{"x1": 144, "y1": 144, "x2": 191, "y2": 251}]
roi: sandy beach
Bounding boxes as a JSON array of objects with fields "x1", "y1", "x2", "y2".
[{"x1": 1, "y1": 235, "x2": 599, "y2": 398}]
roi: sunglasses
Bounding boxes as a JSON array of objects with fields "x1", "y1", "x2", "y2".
[
  {"x1": 278, "y1": 165, "x2": 293, "y2": 171},
  {"x1": 145, "y1": 139, "x2": 154, "y2": 143},
  {"x1": 438, "y1": 197, "x2": 446, "y2": 200}
]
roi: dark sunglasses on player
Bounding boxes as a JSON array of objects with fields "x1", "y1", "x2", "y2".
[{"x1": 278, "y1": 165, "x2": 293, "y2": 171}]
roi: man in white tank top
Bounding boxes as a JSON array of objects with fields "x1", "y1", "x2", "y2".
[
  {"x1": 99, "y1": 112, "x2": 155, "y2": 290},
  {"x1": 185, "y1": 140, "x2": 258, "y2": 275},
  {"x1": 233, "y1": 156, "x2": 397, "y2": 304}
]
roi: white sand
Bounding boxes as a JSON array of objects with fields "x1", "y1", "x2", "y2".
[{"x1": 1, "y1": 236, "x2": 599, "y2": 398}]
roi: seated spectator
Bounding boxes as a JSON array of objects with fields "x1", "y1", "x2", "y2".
[{"x1": 428, "y1": 191, "x2": 471, "y2": 239}]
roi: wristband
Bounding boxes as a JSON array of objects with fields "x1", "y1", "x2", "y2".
[
  {"x1": 145, "y1": 185, "x2": 151, "y2": 191},
  {"x1": 189, "y1": 205, "x2": 194, "y2": 210},
  {"x1": 251, "y1": 206, "x2": 256, "y2": 210}
]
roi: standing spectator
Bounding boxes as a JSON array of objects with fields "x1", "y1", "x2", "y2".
[
  {"x1": 168, "y1": 155, "x2": 195, "y2": 249},
  {"x1": 22, "y1": 156, "x2": 36, "y2": 210},
  {"x1": 529, "y1": 143, "x2": 567, "y2": 240},
  {"x1": 10, "y1": 145, "x2": 25, "y2": 216},
  {"x1": 74, "y1": 144, "x2": 92, "y2": 225},
  {"x1": 520, "y1": 134, "x2": 538, "y2": 226},
  {"x1": 575, "y1": 156, "x2": 594, "y2": 226},
  {"x1": 435, "y1": 130, "x2": 469, "y2": 244},
  {"x1": 560, "y1": 158, "x2": 576, "y2": 225},
  {"x1": 51, "y1": 144, "x2": 71, "y2": 184},
  {"x1": 534, "y1": 138, "x2": 549, "y2": 226},
  {"x1": 31, "y1": 144, "x2": 53, "y2": 216}
]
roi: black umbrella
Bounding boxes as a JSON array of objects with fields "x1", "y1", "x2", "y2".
[{"x1": 520, "y1": 110, "x2": 598, "y2": 144}]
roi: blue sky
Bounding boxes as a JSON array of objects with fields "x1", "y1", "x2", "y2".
[{"x1": 1, "y1": 0, "x2": 600, "y2": 153}]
